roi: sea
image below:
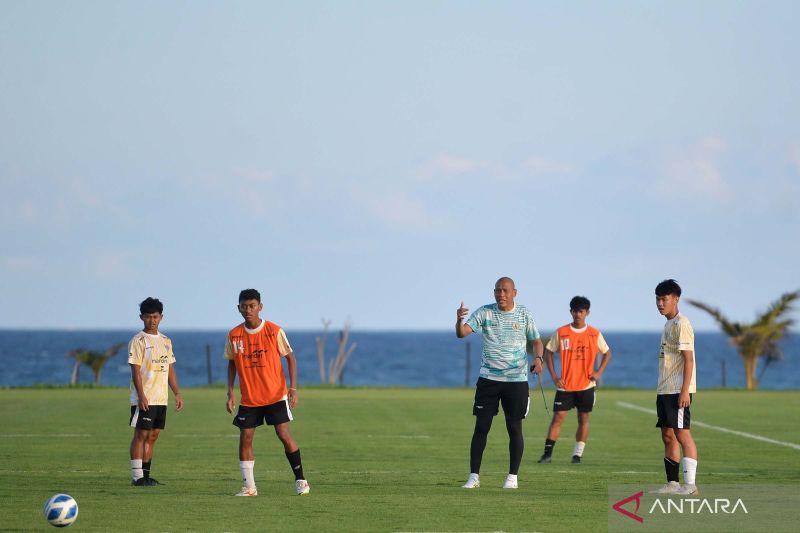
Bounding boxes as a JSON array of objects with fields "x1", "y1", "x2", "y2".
[{"x1": 0, "y1": 330, "x2": 798, "y2": 390}]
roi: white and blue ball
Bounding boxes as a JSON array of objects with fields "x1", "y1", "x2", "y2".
[{"x1": 43, "y1": 494, "x2": 78, "y2": 527}]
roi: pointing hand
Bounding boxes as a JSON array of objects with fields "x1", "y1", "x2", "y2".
[{"x1": 457, "y1": 301, "x2": 469, "y2": 322}]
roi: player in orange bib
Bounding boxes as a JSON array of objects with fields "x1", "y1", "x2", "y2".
[
  {"x1": 537, "y1": 296, "x2": 611, "y2": 464},
  {"x1": 225, "y1": 288, "x2": 310, "y2": 496}
]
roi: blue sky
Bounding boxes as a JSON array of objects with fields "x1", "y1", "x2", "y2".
[{"x1": 1, "y1": 1, "x2": 798, "y2": 331}]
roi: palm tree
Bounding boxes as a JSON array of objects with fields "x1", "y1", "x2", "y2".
[
  {"x1": 687, "y1": 290, "x2": 799, "y2": 390},
  {"x1": 67, "y1": 343, "x2": 125, "y2": 385}
]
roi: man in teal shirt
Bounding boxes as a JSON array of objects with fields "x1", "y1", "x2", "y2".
[{"x1": 456, "y1": 277, "x2": 544, "y2": 489}]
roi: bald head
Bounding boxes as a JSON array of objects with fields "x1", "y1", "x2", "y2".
[
  {"x1": 494, "y1": 277, "x2": 517, "y2": 311},
  {"x1": 496, "y1": 277, "x2": 515, "y2": 289}
]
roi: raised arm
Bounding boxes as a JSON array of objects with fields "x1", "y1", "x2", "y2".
[{"x1": 456, "y1": 301, "x2": 474, "y2": 338}]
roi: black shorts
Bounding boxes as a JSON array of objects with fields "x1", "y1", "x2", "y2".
[
  {"x1": 233, "y1": 399, "x2": 293, "y2": 429},
  {"x1": 656, "y1": 393, "x2": 692, "y2": 429},
  {"x1": 553, "y1": 387, "x2": 596, "y2": 413},
  {"x1": 472, "y1": 377, "x2": 530, "y2": 420},
  {"x1": 129, "y1": 405, "x2": 167, "y2": 430}
]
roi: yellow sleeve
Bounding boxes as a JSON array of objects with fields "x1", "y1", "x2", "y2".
[
  {"x1": 597, "y1": 331, "x2": 610, "y2": 354},
  {"x1": 127, "y1": 336, "x2": 144, "y2": 365},
  {"x1": 277, "y1": 329, "x2": 293, "y2": 356},
  {"x1": 678, "y1": 319, "x2": 695, "y2": 352},
  {"x1": 164, "y1": 335, "x2": 176, "y2": 364},
  {"x1": 223, "y1": 338, "x2": 234, "y2": 360},
  {"x1": 545, "y1": 331, "x2": 560, "y2": 353}
]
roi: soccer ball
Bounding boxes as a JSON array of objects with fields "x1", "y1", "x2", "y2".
[{"x1": 43, "y1": 494, "x2": 78, "y2": 527}]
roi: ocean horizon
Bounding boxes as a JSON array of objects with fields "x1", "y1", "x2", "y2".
[{"x1": 1, "y1": 330, "x2": 798, "y2": 390}]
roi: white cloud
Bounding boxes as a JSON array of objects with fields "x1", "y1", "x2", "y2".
[
  {"x1": 660, "y1": 136, "x2": 730, "y2": 199},
  {"x1": 522, "y1": 157, "x2": 574, "y2": 175},
  {"x1": 0, "y1": 255, "x2": 47, "y2": 273},
  {"x1": 416, "y1": 153, "x2": 572, "y2": 183},
  {"x1": 367, "y1": 191, "x2": 433, "y2": 229},
  {"x1": 89, "y1": 251, "x2": 135, "y2": 280},
  {"x1": 415, "y1": 154, "x2": 495, "y2": 180}
]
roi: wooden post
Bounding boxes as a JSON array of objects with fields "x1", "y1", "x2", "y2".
[{"x1": 206, "y1": 344, "x2": 213, "y2": 385}]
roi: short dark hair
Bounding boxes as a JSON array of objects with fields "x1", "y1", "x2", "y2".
[
  {"x1": 655, "y1": 279, "x2": 682, "y2": 297},
  {"x1": 239, "y1": 288, "x2": 261, "y2": 303},
  {"x1": 139, "y1": 297, "x2": 163, "y2": 315},
  {"x1": 569, "y1": 296, "x2": 591, "y2": 311}
]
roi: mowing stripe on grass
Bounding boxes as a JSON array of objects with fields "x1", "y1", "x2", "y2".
[
  {"x1": 616, "y1": 401, "x2": 800, "y2": 450},
  {"x1": 1, "y1": 433, "x2": 91, "y2": 437}
]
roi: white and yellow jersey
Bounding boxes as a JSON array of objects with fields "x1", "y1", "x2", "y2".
[
  {"x1": 128, "y1": 331, "x2": 176, "y2": 406},
  {"x1": 657, "y1": 313, "x2": 696, "y2": 394}
]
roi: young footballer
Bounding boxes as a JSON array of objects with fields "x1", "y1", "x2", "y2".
[
  {"x1": 456, "y1": 277, "x2": 544, "y2": 490},
  {"x1": 225, "y1": 288, "x2": 310, "y2": 496},
  {"x1": 128, "y1": 297, "x2": 183, "y2": 486},
  {"x1": 654, "y1": 279, "x2": 699, "y2": 496},
  {"x1": 537, "y1": 296, "x2": 611, "y2": 464}
]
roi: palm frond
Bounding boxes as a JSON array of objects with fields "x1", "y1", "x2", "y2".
[
  {"x1": 753, "y1": 290, "x2": 800, "y2": 327},
  {"x1": 686, "y1": 299, "x2": 742, "y2": 336}
]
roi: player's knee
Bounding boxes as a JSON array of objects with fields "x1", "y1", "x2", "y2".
[
  {"x1": 240, "y1": 429, "x2": 255, "y2": 445},
  {"x1": 505, "y1": 418, "x2": 523, "y2": 437},
  {"x1": 674, "y1": 429, "x2": 694, "y2": 445},
  {"x1": 274, "y1": 424, "x2": 293, "y2": 442},
  {"x1": 474, "y1": 416, "x2": 493, "y2": 436},
  {"x1": 133, "y1": 429, "x2": 149, "y2": 443}
]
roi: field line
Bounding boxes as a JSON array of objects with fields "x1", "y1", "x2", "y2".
[{"x1": 616, "y1": 401, "x2": 800, "y2": 450}]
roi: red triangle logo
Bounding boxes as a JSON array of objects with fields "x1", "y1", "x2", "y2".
[{"x1": 612, "y1": 490, "x2": 644, "y2": 523}]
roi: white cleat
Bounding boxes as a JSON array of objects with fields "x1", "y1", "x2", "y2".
[
  {"x1": 296, "y1": 479, "x2": 310, "y2": 495},
  {"x1": 235, "y1": 486, "x2": 258, "y2": 497},
  {"x1": 462, "y1": 473, "x2": 480, "y2": 489},
  {"x1": 503, "y1": 474, "x2": 518, "y2": 489},
  {"x1": 652, "y1": 481, "x2": 681, "y2": 494},
  {"x1": 677, "y1": 484, "x2": 699, "y2": 496}
]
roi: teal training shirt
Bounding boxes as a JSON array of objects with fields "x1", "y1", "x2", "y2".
[{"x1": 466, "y1": 303, "x2": 540, "y2": 382}]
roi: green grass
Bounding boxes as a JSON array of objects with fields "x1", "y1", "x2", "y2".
[{"x1": 1, "y1": 387, "x2": 798, "y2": 532}]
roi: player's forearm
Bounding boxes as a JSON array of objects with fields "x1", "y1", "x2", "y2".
[
  {"x1": 455, "y1": 321, "x2": 471, "y2": 338},
  {"x1": 168, "y1": 365, "x2": 181, "y2": 396},
  {"x1": 286, "y1": 353, "x2": 298, "y2": 389},
  {"x1": 226, "y1": 361, "x2": 237, "y2": 395},
  {"x1": 532, "y1": 339, "x2": 544, "y2": 358},
  {"x1": 596, "y1": 350, "x2": 612, "y2": 374},
  {"x1": 544, "y1": 350, "x2": 558, "y2": 380}
]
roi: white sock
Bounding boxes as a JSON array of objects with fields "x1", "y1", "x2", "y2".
[
  {"x1": 131, "y1": 459, "x2": 143, "y2": 481},
  {"x1": 682, "y1": 457, "x2": 697, "y2": 485},
  {"x1": 573, "y1": 441, "x2": 586, "y2": 457},
  {"x1": 506, "y1": 474, "x2": 517, "y2": 482},
  {"x1": 240, "y1": 460, "x2": 256, "y2": 489}
]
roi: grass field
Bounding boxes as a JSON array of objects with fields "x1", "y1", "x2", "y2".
[{"x1": 1, "y1": 387, "x2": 799, "y2": 532}]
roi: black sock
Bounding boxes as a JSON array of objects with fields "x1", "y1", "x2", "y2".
[
  {"x1": 142, "y1": 461, "x2": 151, "y2": 479},
  {"x1": 543, "y1": 439, "x2": 556, "y2": 457},
  {"x1": 664, "y1": 457, "x2": 680, "y2": 482},
  {"x1": 286, "y1": 449, "x2": 305, "y2": 480}
]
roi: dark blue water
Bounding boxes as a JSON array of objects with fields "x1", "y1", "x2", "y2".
[{"x1": 0, "y1": 330, "x2": 798, "y2": 389}]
